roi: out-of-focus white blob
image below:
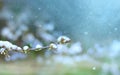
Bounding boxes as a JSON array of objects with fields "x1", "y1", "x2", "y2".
[
  {"x1": 73, "y1": 56, "x2": 81, "y2": 62},
  {"x1": 16, "y1": 9, "x2": 31, "y2": 24},
  {"x1": 19, "y1": 24, "x2": 28, "y2": 32},
  {"x1": 32, "y1": 40, "x2": 43, "y2": 48},
  {"x1": 52, "y1": 55, "x2": 98, "y2": 65},
  {"x1": 94, "y1": 44, "x2": 106, "y2": 58},
  {"x1": 101, "y1": 63, "x2": 120, "y2": 75},
  {"x1": 87, "y1": 48, "x2": 95, "y2": 55},
  {"x1": 1, "y1": 27, "x2": 14, "y2": 40},
  {"x1": 56, "y1": 44, "x2": 68, "y2": 54},
  {"x1": 39, "y1": 32, "x2": 55, "y2": 42},
  {"x1": 23, "y1": 33, "x2": 43, "y2": 48},
  {"x1": 43, "y1": 23, "x2": 55, "y2": 31},
  {"x1": 95, "y1": 44, "x2": 105, "y2": 53},
  {"x1": 34, "y1": 21, "x2": 42, "y2": 28},
  {"x1": 0, "y1": 8, "x2": 14, "y2": 20},
  {"x1": 69, "y1": 42, "x2": 82, "y2": 55},
  {"x1": 56, "y1": 42, "x2": 82, "y2": 55},
  {"x1": 101, "y1": 63, "x2": 110, "y2": 75},
  {"x1": 53, "y1": 55, "x2": 74, "y2": 65},
  {"x1": 92, "y1": 67, "x2": 96, "y2": 70},
  {"x1": 23, "y1": 33, "x2": 35, "y2": 42},
  {"x1": 5, "y1": 52, "x2": 27, "y2": 61},
  {"x1": 84, "y1": 31, "x2": 88, "y2": 35},
  {"x1": 77, "y1": 54, "x2": 99, "y2": 64},
  {"x1": 7, "y1": 21, "x2": 17, "y2": 31},
  {"x1": 1, "y1": 24, "x2": 29, "y2": 41},
  {"x1": 38, "y1": 8, "x2": 41, "y2": 10},
  {"x1": 110, "y1": 63, "x2": 120, "y2": 75},
  {"x1": 109, "y1": 40, "x2": 120, "y2": 57}
]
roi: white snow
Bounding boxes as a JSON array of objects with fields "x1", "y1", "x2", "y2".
[
  {"x1": 0, "y1": 41, "x2": 22, "y2": 54},
  {"x1": 36, "y1": 44, "x2": 42, "y2": 49},
  {"x1": 23, "y1": 46, "x2": 29, "y2": 50},
  {"x1": 0, "y1": 41, "x2": 21, "y2": 51},
  {"x1": 49, "y1": 43, "x2": 58, "y2": 49},
  {"x1": 57, "y1": 36, "x2": 71, "y2": 44}
]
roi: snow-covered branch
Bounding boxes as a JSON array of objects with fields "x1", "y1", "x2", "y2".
[{"x1": 0, "y1": 36, "x2": 71, "y2": 58}]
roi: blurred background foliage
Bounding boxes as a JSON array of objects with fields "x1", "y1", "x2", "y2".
[{"x1": 0, "y1": 0, "x2": 120, "y2": 75}]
